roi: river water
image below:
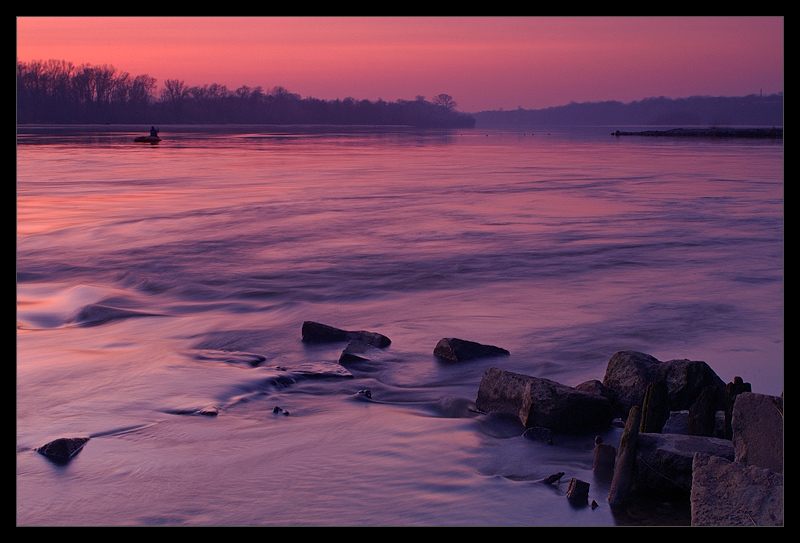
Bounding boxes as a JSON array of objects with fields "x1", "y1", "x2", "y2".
[{"x1": 16, "y1": 125, "x2": 783, "y2": 526}]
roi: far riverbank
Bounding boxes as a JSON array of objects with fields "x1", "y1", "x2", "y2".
[{"x1": 612, "y1": 127, "x2": 782, "y2": 139}]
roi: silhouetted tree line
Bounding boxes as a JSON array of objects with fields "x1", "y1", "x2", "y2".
[
  {"x1": 17, "y1": 59, "x2": 475, "y2": 128},
  {"x1": 472, "y1": 93, "x2": 784, "y2": 128}
]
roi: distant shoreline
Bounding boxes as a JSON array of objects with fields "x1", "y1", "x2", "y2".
[{"x1": 611, "y1": 127, "x2": 782, "y2": 139}]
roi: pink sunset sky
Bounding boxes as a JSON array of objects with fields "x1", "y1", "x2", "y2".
[{"x1": 16, "y1": 16, "x2": 784, "y2": 113}]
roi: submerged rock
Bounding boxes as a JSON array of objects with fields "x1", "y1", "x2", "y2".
[
  {"x1": 433, "y1": 338, "x2": 509, "y2": 362},
  {"x1": 36, "y1": 437, "x2": 89, "y2": 463},
  {"x1": 263, "y1": 362, "x2": 354, "y2": 391},
  {"x1": 165, "y1": 405, "x2": 220, "y2": 417},
  {"x1": 339, "y1": 340, "x2": 386, "y2": 364},
  {"x1": 540, "y1": 472, "x2": 565, "y2": 485},
  {"x1": 288, "y1": 361, "x2": 354, "y2": 380},
  {"x1": 522, "y1": 426, "x2": 554, "y2": 445},
  {"x1": 70, "y1": 303, "x2": 162, "y2": 327},
  {"x1": 190, "y1": 349, "x2": 267, "y2": 367}
]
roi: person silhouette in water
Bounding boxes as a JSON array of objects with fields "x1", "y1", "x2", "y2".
[{"x1": 149, "y1": 126, "x2": 159, "y2": 138}]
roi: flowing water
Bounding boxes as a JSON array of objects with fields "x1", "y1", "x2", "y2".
[{"x1": 16, "y1": 125, "x2": 783, "y2": 526}]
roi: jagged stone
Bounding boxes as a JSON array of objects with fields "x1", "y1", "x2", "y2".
[
  {"x1": 566, "y1": 478, "x2": 590, "y2": 503},
  {"x1": 35, "y1": 437, "x2": 89, "y2": 462},
  {"x1": 691, "y1": 453, "x2": 783, "y2": 526},
  {"x1": 731, "y1": 392, "x2": 783, "y2": 473}
]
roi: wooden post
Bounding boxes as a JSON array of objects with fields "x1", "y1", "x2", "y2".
[
  {"x1": 640, "y1": 381, "x2": 668, "y2": 433},
  {"x1": 608, "y1": 405, "x2": 641, "y2": 508}
]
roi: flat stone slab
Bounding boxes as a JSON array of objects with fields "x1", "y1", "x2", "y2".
[{"x1": 731, "y1": 392, "x2": 783, "y2": 473}]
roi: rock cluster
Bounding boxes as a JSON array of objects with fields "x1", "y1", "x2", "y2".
[
  {"x1": 688, "y1": 392, "x2": 783, "y2": 526},
  {"x1": 33, "y1": 322, "x2": 782, "y2": 526},
  {"x1": 475, "y1": 348, "x2": 782, "y2": 526}
]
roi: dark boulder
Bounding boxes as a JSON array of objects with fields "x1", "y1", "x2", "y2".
[
  {"x1": 433, "y1": 337, "x2": 509, "y2": 362},
  {"x1": 602, "y1": 350, "x2": 725, "y2": 417},
  {"x1": 476, "y1": 367, "x2": 615, "y2": 432},
  {"x1": 301, "y1": 321, "x2": 391, "y2": 348},
  {"x1": 35, "y1": 437, "x2": 89, "y2": 463}
]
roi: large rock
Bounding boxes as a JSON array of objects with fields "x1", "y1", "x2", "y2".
[
  {"x1": 731, "y1": 392, "x2": 783, "y2": 473},
  {"x1": 691, "y1": 453, "x2": 783, "y2": 526},
  {"x1": 476, "y1": 367, "x2": 615, "y2": 432},
  {"x1": 301, "y1": 321, "x2": 391, "y2": 348},
  {"x1": 602, "y1": 351, "x2": 725, "y2": 417},
  {"x1": 433, "y1": 338, "x2": 509, "y2": 362}
]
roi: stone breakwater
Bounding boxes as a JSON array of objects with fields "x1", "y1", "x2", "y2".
[
  {"x1": 32, "y1": 322, "x2": 783, "y2": 526},
  {"x1": 612, "y1": 127, "x2": 783, "y2": 139}
]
